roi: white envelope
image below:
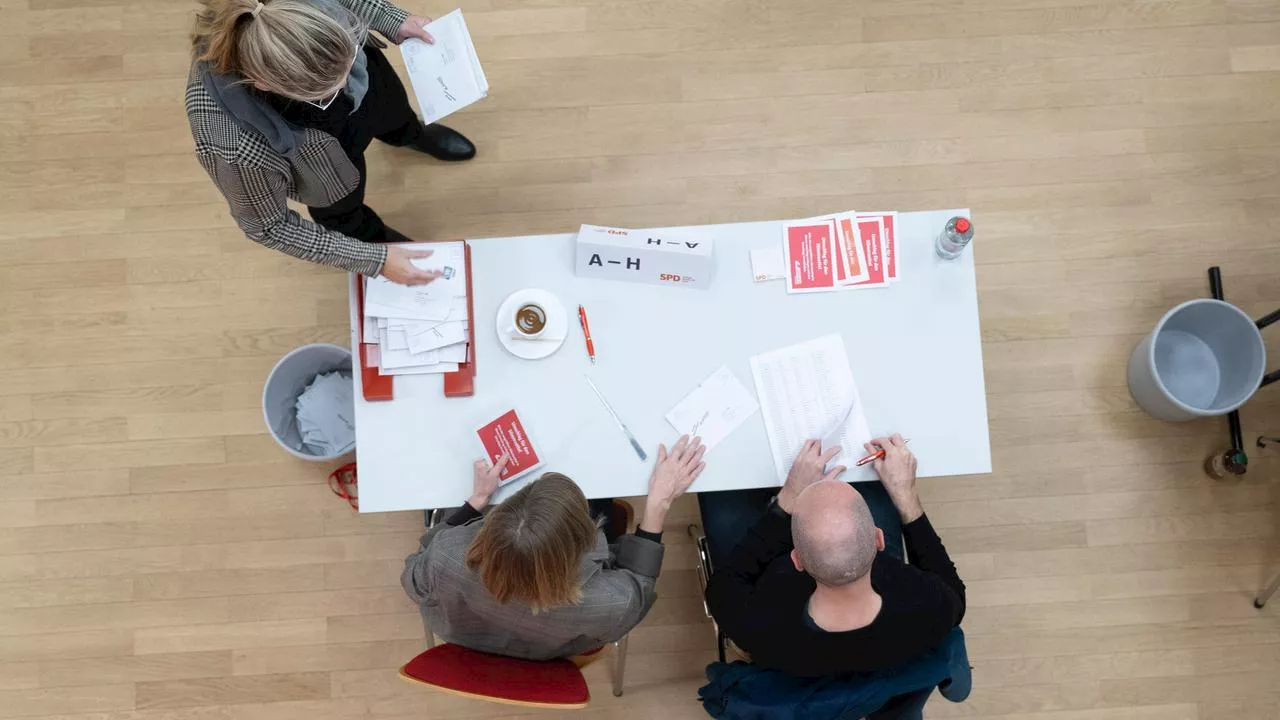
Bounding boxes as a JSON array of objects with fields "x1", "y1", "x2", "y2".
[
  {"x1": 408, "y1": 321, "x2": 469, "y2": 354},
  {"x1": 436, "y1": 341, "x2": 469, "y2": 363}
]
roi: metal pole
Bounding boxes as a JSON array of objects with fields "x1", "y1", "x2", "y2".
[
  {"x1": 1208, "y1": 268, "x2": 1244, "y2": 452},
  {"x1": 1255, "y1": 307, "x2": 1280, "y2": 330}
]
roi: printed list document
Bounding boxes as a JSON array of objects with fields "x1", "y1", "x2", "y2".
[
  {"x1": 400, "y1": 9, "x2": 489, "y2": 125},
  {"x1": 749, "y1": 334, "x2": 872, "y2": 481},
  {"x1": 665, "y1": 366, "x2": 760, "y2": 452}
]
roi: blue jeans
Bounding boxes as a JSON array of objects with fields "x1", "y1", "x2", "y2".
[{"x1": 697, "y1": 481, "x2": 904, "y2": 570}]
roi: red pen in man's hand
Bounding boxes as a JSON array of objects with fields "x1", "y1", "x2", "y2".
[
  {"x1": 855, "y1": 438, "x2": 911, "y2": 466},
  {"x1": 578, "y1": 304, "x2": 596, "y2": 364}
]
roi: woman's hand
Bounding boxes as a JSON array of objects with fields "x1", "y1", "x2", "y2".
[
  {"x1": 639, "y1": 435, "x2": 706, "y2": 533},
  {"x1": 396, "y1": 15, "x2": 434, "y2": 44},
  {"x1": 468, "y1": 454, "x2": 510, "y2": 509},
  {"x1": 382, "y1": 246, "x2": 442, "y2": 285}
]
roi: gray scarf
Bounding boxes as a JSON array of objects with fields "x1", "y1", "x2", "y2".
[{"x1": 199, "y1": 50, "x2": 368, "y2": 159}]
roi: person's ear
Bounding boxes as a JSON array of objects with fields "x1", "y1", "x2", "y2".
[
  {"x1": 875, "y1": 528, "x2": 885, "y2": 552},
  {"x1": 790, "y1": 548, "x2": 804, "y2": 573}
]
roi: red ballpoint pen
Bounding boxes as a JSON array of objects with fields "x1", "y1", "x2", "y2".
[
  {"x1": 578, "y1": 304, "x2": 596, "y2": 364},
  {"x1": 855, "y1": 438, "x2": 911, "y2": 466}
]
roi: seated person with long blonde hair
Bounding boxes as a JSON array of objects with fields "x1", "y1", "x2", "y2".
[{"x1": 401, "y1": 436, "x2": 706, "y2": 660}]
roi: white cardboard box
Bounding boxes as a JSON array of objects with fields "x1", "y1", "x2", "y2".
[{"x1": 574, "y1": 224, "x2": 715, "y2": 290}]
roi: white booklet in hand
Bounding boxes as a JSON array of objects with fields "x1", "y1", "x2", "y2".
[{"x1": 400, "y1": 9, "x2": 489, "y2": 125}]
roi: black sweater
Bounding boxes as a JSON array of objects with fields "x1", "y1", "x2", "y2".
[{"x1": 705, "y1": 506, "x2": 965, "y2": 678}]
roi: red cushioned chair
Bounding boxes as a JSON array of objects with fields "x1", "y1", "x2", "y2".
[{"x1": 399, "y1": 643, "x2": 591, "y2": 709}]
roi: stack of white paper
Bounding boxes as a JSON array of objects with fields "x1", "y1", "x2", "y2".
[
  {"x1": 296, "y1": 371, "x2": 356, "y2": 455},
  {"x1": 400, "y1": 9, "x2": 489, "y2": 125},
  {"x1": 362, "y1": 242, "x2": 469, "y2": 376}
]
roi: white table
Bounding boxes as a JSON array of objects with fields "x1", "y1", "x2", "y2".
[{"x1": 347, "y1": 209, "x2": 991, "y2": 513}]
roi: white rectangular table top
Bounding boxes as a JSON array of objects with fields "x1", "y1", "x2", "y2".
[{"x1": 347, "y1": 209, "x2": 991, "y2": 513}]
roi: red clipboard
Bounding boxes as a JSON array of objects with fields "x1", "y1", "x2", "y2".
[
  {"x1": 355, "y1": 273, "x2": 394, "y2": 401},
  {"x1": 355, "y1": 240, "x2": 476, "y2": 401},
  {"x1": 444, "y1": 242, "x2": 476, "y2": 397}
]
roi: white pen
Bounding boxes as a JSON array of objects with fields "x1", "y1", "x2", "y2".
[{"x1": 584, "y1": 375, "x2": 647, "y2": 461}]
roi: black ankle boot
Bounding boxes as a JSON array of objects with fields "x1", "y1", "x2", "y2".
[{"x1": 409, "y1": 123, "x2": 476, "y2": 161}]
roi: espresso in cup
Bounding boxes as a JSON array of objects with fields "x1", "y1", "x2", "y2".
[{"x1": 514, "y1": 303, "x2": 547, "y2": 337}]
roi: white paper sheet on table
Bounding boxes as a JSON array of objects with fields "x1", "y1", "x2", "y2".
[
  {"x1": 665, "y1": 366, "x2": 759, "y2": 451},
  {"x1": 432, "y1": 335, "x2": 468, "y2": 358},
  {"x1": 363, "y1": 242, "x2": 467, "y2": 319},
  {"x1": 383, "y1": 327, "x2": 410, "y2": 351},
  {"x1": 378, "y1": 345, "x2": 439, "y2": 370},
  {"x1": 364, "y1": 297, "x2": 452, "y2": 323},
  {"x1": 407, "y1": 320, "x2": 468, "y2": 354},
  {"x1": 435, "y1": 341, "x2": 469, "y2": 363},
  {"x1": 750, "y1": 248, "x2": 785, "y2": 282},
  {"x1": 749, "y1": 333, "x2": 872, "y2": 481},
  {"x1": 382, "y1": 361, "x2": 461, "y2": 376},
  {"x1": 392, "y1": 319, "x2": 436, "y2": 334},
  {"x1": 400, "y1": 9, "x2": 489, "y2": 125}
]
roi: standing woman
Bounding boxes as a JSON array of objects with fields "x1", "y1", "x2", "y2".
[{"x1": 187, "y1": 0, "x2": 471, "y2": 285}]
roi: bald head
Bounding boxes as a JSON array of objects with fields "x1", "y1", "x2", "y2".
[{"x1": 791, "y1": 481, "x2": 880, "y2": 588}]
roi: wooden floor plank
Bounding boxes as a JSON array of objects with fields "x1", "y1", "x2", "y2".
[{"x1": 2, "y1": 0, "x2": 1279, "y2": 717}]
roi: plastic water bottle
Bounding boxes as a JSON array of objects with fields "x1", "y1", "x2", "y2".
[{"x1": 935, "y1": 217, "x2": 973, "y2": 259}]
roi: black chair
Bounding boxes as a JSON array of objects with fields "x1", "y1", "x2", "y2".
[{"x1": 689, "y1": 523, "x2": 729, "y2": 663}]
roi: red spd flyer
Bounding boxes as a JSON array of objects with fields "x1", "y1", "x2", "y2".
[
  {"x1": 858, "y1": 212, "x2": 898, "y2": 282},
  {"x1": 475, "y1": 409, "x2": 543, "y2": 482},
  {"x1": 849, "y1": 217, "x2": 889, "y2": 288},
  {"x1": 835, "y1": 214, "x2": 869, "y2": 285},
  {"x1": 784, "y1": 220, "x2": 838, "y2": 293}
]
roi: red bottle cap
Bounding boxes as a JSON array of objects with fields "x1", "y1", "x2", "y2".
[{"x1": 955, "y1": 218, "x2": 971, "y2": 233}]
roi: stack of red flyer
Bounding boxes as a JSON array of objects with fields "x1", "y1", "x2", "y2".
[
  {"x1": 781, "y1": 211, "x2": 898, "y2": 294},
  {"x1": 475, "y1": 409, "x2": 544, "y2": 484}
]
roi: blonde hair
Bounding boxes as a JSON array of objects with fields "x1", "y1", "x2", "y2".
[
  {"x1": 191, "y1": 0, "x2": 367, "y2": 101},
  {"x1": 465, "y1": 473, "x2": 598, "y2": 612}
]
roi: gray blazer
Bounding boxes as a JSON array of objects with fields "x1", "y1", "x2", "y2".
[{"x1": 401, "y1": 516, "x2": 665, "y2": 660}]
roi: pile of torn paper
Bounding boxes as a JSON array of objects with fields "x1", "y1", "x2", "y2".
[
  {"x1": 295, "y1": 371, "x2": 356, "y2": 456},
  {"x1": 361, "y1": 241, "x2": 470, "y2": 375}
]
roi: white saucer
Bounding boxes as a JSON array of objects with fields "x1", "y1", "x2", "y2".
[{"x1": 496, "y1": 289, "x2": 569, "y2": 360}]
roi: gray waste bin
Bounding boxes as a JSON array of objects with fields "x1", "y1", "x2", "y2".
[
  {"x1": 1127, "y1": 299, "x2": 1265, "y2": 421},
  {"x1": 262, "y1": 343, "x2": 354, "y2": 461}
]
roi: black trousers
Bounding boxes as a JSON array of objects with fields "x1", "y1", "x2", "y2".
[{"x1": 308, "y1": 45, "x2": 424, "y2": 242}]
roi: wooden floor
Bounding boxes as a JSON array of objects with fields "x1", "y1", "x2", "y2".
[{"x1": 2, "y1": 0, "x2": 1279, "y2": 717}]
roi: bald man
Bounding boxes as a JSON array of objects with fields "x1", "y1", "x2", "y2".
[{"x1": 704, "y1": 435, "x2": 965, "y2": 678}]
